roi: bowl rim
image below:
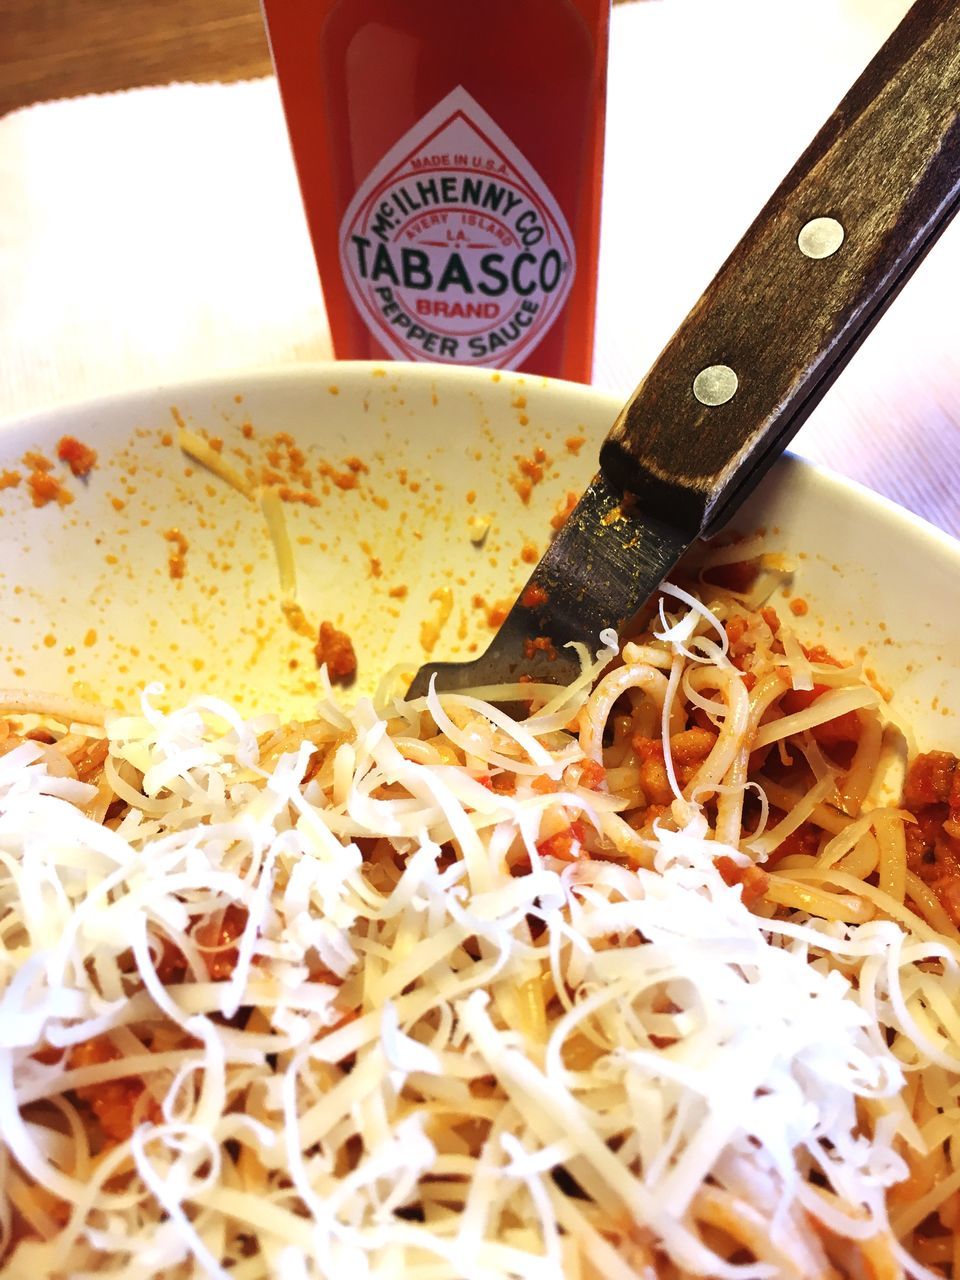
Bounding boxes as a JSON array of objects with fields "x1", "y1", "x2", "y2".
[{"x1": 1, "y1": 359, "x2": 957, "y2": 565}]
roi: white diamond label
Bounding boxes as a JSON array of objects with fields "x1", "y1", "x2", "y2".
[{"x1": 339, "y1": 86, "x2": 576, "y2": 368}]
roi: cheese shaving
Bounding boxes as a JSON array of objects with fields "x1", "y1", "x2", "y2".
[
  {"x1": 1, "y1": 600, "x2": 957, "y2": 1278},
  {"x1": 178, "y1": 431, "x2": 312, "y2": 640},
  {"x1": 178, "y1": 428, "x2": 255, "y2": 501}
]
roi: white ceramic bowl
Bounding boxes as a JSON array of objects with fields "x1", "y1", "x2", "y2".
[{"x1": 0, "y1": 363, "x2": 957, "y2": 750}]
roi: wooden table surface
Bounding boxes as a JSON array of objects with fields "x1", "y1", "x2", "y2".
[
  {"x1": 1, "y1": 0, "x2": 640, "y2": 119},
  {"x1": 1, "y1": 0, "x2": 274, "y2": 118},
  {"x1": 1, "y1": 0, "x2": 632, "y2": 119}
]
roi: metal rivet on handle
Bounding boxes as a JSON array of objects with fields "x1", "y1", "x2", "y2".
[
  {"x1": 693, "y1": 364, "x2": 738, "y2": 407},
  {"x1": 798, "y1": 216, "x2": 845, "y2": 259}
]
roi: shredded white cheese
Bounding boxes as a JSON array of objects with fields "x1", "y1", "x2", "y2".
[{"x1": 0, "y1": 644, "x2": 956, "y2": 1277}]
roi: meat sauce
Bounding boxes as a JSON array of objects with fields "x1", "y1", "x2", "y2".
[
  {"x1": 56, "y1": 436, "x2": 98, "y2": 479},
  {"x1": 63, "y1": 906, "x2": 252, "y2": 1144},
  {"x1": 903, "y1": 750, "x2": 960, "y2": 922},
  {"x1": 314, "y1": 620, "x2": 358, "y2": 682}
]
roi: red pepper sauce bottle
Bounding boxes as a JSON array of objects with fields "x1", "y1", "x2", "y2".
[{"x1": 264, "y1": 0, "x2": 610, "y2": 382}]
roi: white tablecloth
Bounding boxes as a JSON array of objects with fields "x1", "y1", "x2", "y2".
[{"x1": 1, "y1": 0, "x2": 956, "y2": 534}]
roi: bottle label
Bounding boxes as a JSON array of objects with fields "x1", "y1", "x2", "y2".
[{"x1": 339, "y1": 86, "x2": 576, "y2": 368}]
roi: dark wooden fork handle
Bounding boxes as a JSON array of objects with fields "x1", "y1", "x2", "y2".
[{"x1": 600, "y1": 0, "x2": 960, "y2": 538}]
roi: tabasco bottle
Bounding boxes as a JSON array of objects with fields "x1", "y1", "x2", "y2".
[{"x1": 263, "y1": 0, "x2": 610, "y2": 382}]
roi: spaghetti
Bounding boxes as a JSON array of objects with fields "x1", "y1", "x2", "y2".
[{"x1": 0, "y1": 563, "x2": 959, "y2": 1278}]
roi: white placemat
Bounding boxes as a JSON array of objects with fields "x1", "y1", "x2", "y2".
[{"x1": 0, "y1": 0, "x2": 956, "y2": 534}]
